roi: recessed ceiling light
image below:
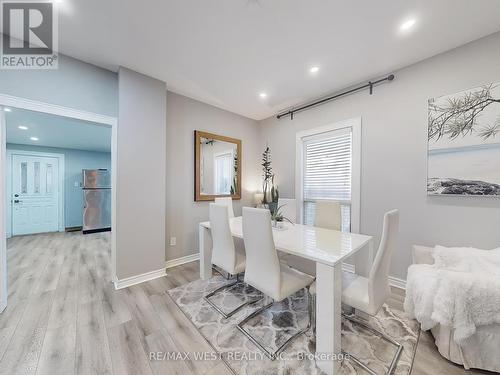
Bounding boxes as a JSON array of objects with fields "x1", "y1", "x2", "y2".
[
  {"x1": 18, "y1": 125, "x2": 28, "y2": 130},
  {"x1": 400, "y1": 19, "x2": 416, "y2": 31},
  {"x1": 3, "y1": 107, "x2": 11, "y2": 112},
  {"x1": 259, "y1": 92, "x2": 267, "y2": 99},
  {"x1": 30, "y1": 137, "x2": 39, "y2": 141},
  {"x1": 309, "y1": 66, "x2": 320, "y2": 74}
]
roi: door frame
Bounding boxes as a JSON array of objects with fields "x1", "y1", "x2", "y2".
[
  {"x1": 0, "y1": 94, "x2": 118, "y2": 313},
  {"x1": 6, "y1": 149, "x2": 65, "y2": 237}
]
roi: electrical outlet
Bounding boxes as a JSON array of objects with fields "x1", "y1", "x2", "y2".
[{"x1": 169, "y1": 237, "x2": 176, "y2": 246}]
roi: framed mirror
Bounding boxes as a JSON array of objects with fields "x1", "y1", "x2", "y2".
[{"x1": 194, "y1": 130, "x2": 241, "y2": 201}]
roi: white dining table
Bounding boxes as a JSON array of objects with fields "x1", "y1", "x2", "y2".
[{"x1": 199, "y1": 216, "x2": 373, "y2": 375}]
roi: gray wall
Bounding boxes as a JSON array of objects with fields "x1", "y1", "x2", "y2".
[
  {"x1": 165, "y1": 92, "x2": 260, "y2": 261},
  {"x1": 116, "y1": 68, "x2": 167, "y2": 279},
  {"x1": 259, "y1": 32, "x2": 500, "y2": 280},
  {"x1": 0, "y1": 54, "x2": 118, "y2": 117},
  {"x1": 6, "y1": 144, "x2": 111, "y2": 228}
]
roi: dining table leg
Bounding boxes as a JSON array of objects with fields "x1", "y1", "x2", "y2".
[
  {"x1": 199, "y1": 224, "x2": 212, "y2": 280},
  {"x1": 316, "y1": 262, "x2": 342, "y2": 375}
]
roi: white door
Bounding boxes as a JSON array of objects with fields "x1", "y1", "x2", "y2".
[{"x1": 11, "y1": 154, "x2": 60, "y2": 235}]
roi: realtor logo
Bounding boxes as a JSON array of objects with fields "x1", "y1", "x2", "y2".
[{"x1": 1, "y1": 0, "x2": 58, "y2": 69}]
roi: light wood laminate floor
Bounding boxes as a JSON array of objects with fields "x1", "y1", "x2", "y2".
[{"x1": 0, "y1": 232, "x2": 493, "y2": 375}]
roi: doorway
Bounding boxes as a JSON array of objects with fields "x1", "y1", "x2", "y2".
[
  {"x1": 8, "y1": 150, "x2": 64, "y2": 236},
  {"x1": 0, "y1": 95, "x2": 118, "y2": 313}
]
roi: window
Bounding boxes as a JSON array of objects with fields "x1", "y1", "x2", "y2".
[
  {"x1": 46, "y1": 164, "x2": 53, "y2": 194},
  {"x1": 34, "y1": 162, "x2": 40, "y2": 194},
  {"x1": 21, "y1": 162, "x2": 27, "y2": 194},
  {"x1": 296, "y1": 119, "x2": 361, "y2": 232},
  {"x1": 214, "y1": 151, "x2": 233, "y2": 194}
]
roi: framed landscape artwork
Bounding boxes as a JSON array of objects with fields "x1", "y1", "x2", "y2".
[{"x1": 427, "y1": 82, "x2": 500, "y2": 196}]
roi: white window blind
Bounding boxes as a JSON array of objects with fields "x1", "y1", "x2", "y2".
[{"x1": 302, "y1": 127, "x2": 352, "y2": 231}]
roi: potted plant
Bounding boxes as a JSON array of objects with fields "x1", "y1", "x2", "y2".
[
  {"x1": 270, "y1": 204, "x2": 293, "y2": 229},
  {"x1": 261, "y1": 146, "x2": 280, "y2": 211},
  {"x1": 261, "y1": 146, "x2": 273, "y2": 205}
]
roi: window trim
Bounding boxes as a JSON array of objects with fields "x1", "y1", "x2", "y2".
[{"x1": 295, "y1": 117, "x2": 361, "y2": 233}]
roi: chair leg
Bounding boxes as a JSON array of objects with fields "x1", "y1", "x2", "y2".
[
  {"x1": 354, "y1": 308, "x2": 370, "y2": 322},
  {"x1": 204, "y1": 274, "x2": 263, "y2": 319},
  {"x1": 211, "y1": 265, "x2": 225, "y2": 277},
  {"x1": 342, "y1": 313, "x2": 404, "y2": 375},
  {"x1": 237, "y1": 286, "x2": 313, "y2": 360}
]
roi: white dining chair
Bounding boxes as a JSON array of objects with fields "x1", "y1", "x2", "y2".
[
  {"x1": 239, "y1": 207, "x2": 315, "y2": 360},
  {"x1": 277, "y1": 198, "x2": 297, "y2": 223},
  {"x1": 341, "y1": 209, "x2": 402, "y2": 375},
  {"x1": 214, "y1": 196, "x2": 235, "y2": 218},
  {"x1": 315, "y1": 200, "x2": 342, "y2": 230},
  {"x1": 277, "y1": 197, "x2": 314, "y2": 275},
  {"x1": 281, "y1": 199, "x2": 342, "y2": 276},
  {"x1": 204, "y1": 204, "x2": 261, "y2": 318}
]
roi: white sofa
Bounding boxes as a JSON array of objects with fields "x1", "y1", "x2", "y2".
[{"x1": 412, "y1": 245, "x2": 500, "y2": 373}]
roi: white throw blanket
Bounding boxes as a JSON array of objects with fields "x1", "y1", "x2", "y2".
[{"x1": 404, "y1": 246, "x2": 500, "y2": 344}]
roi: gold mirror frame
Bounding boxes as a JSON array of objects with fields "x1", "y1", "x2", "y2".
[{"x1": 194, "y1": 130, "x2": 242, "y2": 201}]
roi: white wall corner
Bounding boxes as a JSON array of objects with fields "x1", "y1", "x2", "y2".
[
  {"x1": 165, "y1": 253, "x2": 199, "y2": 269},
  {"x1": 113, "y1": 268, "x2": 167, "y2": 290}
]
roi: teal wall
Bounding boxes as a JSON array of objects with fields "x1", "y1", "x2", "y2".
[
  {"x1": 0, "y1": 54, "x2": 118, "y2": 116},
  {"x1": 7, "y1": 144, "x2": 111, "y2": 228}
]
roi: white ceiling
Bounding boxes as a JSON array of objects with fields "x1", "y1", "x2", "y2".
[
  {"x1": 6, "y1": 108, "x2": 111, "y2": 152},
  {"x1": 56, "y1": 0, "x2": 500, "y2": 120}
]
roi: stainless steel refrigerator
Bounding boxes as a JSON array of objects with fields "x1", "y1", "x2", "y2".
[{"x1": 82, "y1": 169, "x2": 111, "y2": 234}]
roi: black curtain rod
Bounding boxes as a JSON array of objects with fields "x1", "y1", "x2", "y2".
[{"x1": 276, "y1": 74, "x2": 395, "y2": 120}]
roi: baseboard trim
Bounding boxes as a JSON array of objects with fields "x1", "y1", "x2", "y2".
[
  {"x1": 83, "y1": 227, "x2": 111, "y2": 234},
  {"x1": 113, "y1": 268, "x2": 166, "y2": 290},
  {"x1": 165, "y1": 253, "x2": 199, "y2": 269},
  {"x1": 342, "y1": 264, "x2": 406, "y2": 290},
  {"x1": 65, "y1": 226, "x2": 82, "y2": 232},
  {"x1": 388, "y1": 276, "x2": 406, "y2": 290}
]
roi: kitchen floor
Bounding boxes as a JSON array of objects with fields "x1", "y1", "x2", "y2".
[{"x1": 0, "y1": 232, "x2": 492, "y2": 375}]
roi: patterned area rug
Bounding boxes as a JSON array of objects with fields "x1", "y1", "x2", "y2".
[{"x1": 168, "y1": 275, "x2": 420, "y2": 375}]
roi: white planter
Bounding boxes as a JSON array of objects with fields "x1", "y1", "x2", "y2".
[{"x1": 272, "y1": 220, "x2": 285, "y2": 229}]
